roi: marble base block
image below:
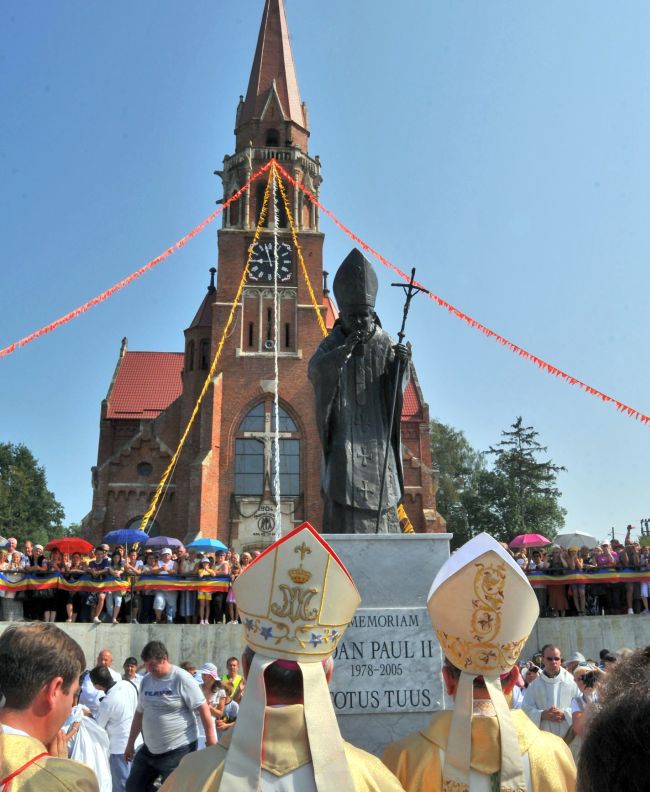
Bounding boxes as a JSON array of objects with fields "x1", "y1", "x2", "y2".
[{"x1": 327, "y1": 533, "x2": 452, "y2": 756}]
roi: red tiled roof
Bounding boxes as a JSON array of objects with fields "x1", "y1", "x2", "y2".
[
  {"x1": 402, "y1": 379, "x2": 423, "y2": 421},
  {"x1": 106, "y1": 351, "x2": 183, "y2": 419},
  {"x1": 323, "y1": 294, "x2": 338, "y2": 330}
]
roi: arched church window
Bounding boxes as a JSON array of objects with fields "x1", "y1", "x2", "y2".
[
  {"x1": 127, "y1": 516, "x2": 160, "y2": 537},
  {"x1": 276, "y1": 191, "x2": 289, "y2": 228},
  {"x1": 199, "y1": 339, "x2": 210, "y2": 370},
  {"x1": 256, "y1": 182, "x2": 267, "y2": 226},
  {"x1": 266, "y1": 128, "x2": 279, "y2": 146},
  {"x1": 234, "y1": 402, "x2": 300, "y2": 496}
]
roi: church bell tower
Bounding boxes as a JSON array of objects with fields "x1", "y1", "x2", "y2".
[{"x1": 201, "y1": 0, "x2": 327, "y2": 546}]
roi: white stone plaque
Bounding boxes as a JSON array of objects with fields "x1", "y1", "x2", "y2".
[
  {"x1": 330, "y1": 606, "x2": 443, "y2": 715},
  {"x1": 234, "y1": 499, "x2": 295, "y2": 550}
]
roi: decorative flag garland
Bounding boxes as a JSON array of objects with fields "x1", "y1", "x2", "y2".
[
  {"x1": 0, "y1": 155, "x2": 647, "y2": 426},
  {"x1": 3, "y1": 568, "x2": 650, "y2": 593},
  {"x1": 0, "y1": 161, "x2": 273, "y2": 360},
  {"x1": 0, "y1": 570, "x2": 230, "y2": 594},
  {"x1": 273, "y1": 161, "x2": 650, "y2": 425}
]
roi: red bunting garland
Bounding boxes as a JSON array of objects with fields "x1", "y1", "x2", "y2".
[
  {"x1": 1, "y1": 154, "x2": 647, "y2": 426},
  {"x1": 273, "y1": 161, "x2": 650, "y2": 425},
  {"x1": 0, "y1": 161, "x2": 274, "y2": 360}
]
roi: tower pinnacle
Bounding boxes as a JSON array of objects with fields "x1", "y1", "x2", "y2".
[{"x1": 236, "y1": 0, "x2": 308, "y2": 151}]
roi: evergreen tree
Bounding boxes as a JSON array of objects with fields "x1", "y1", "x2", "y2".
[
  {"x1": 487, "y1": 416, "x2": 566, "y2": 541},
  {"x1": 0, "y1": 442, "x2": 65, "y2": 546},
  {"x1": 430, "y1": 416, "x2": 566, "y2": 547}
]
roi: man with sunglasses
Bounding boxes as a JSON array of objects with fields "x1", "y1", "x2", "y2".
[{"x1": 522, "y1": 644, "x2": 579, "y2": 738}]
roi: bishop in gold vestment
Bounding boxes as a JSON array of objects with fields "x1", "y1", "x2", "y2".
[
  {"x1": 383, "y1": 702, "x2": 576, "y2": 792},
  {"x1": 160, "y1": 705, "x2": 404, "y2": 792},
  {"x1": 159, "y1": 522, "x2": 404, "y2": 792},
  {"x1": 0, "y1": 733, "x2": 98, "y2": 792},
  {"x1": 384, "y1": 533, "x2": 576, "y2": 792}
]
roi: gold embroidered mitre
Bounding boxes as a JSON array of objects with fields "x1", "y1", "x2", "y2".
[
  {"x1": 427, "y1": 533, "x2": 539, "y2": 792},
  {"x1": 235, "y1": 521, "x2": 361, "y2": 662},
  {"x1": 428, "y1": 532, "x2": 538, "y2": 675},
  {"x1": 221, "y1": 522, "x2": 362, "y2": 792}
]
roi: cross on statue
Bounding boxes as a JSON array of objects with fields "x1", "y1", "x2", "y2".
[
  {"x1": 355, "y1": 447, "x2": 372, "y2": 467},
  {"x1": 357, "y1": 480, "x2": 375, "y2": 499}
]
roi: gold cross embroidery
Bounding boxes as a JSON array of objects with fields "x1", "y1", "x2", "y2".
[{"x1": 295, "y1": 542, "x2": 311, "y2": 562}]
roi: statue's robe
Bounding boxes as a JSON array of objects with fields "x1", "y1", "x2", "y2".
[
  {"x1": 308, "y1": 324, "x2": 408, "y2": 534},
  {"x1": 0, "y1": 732, "x2": 99, "y2": 792},
  {"x1": 383, "y1": 705, "x2": 576, "y2": 792},
  {"x1": 159, "y1": 704, "x2": 405, "y2": 791}
]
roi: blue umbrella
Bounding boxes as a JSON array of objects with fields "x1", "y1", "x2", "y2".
[
  {"x1": 103, "y1": 528, "x2": 149, "y2": 546},
  {"x1": 144, "y1": 536, "x2": 184, "y2": 549},
  {"x1": 186, "y1": 538, "x2": 228, "y2": 552}
]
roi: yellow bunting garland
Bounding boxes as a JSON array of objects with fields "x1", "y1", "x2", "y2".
[
  {"x1": 273, "y1": 163, "x2": 328, "y2": 338},
  {"x1": 140, "y1": 169, "x2": 275, "y2": 532}
]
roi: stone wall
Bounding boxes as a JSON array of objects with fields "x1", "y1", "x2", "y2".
[
  {"x1": 523, "y1": 614, "x2": 650, "y2": 661},
  {"x1": 4, "y1": 613, "x2": 647, "y2": 684},
  {"x1": 0, "y1": 621, "x2": 247, "y2": 674},
  {"x1": 4, "y1": 611, "x2": 649, "y2": 758}
]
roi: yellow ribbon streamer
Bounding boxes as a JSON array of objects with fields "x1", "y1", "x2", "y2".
[
  {"x1": 140, "y1": 169, "x2": 274, "y2": 532},
  {"x1": 273, "y1": 163, "x2": 328, "y2": 338}
]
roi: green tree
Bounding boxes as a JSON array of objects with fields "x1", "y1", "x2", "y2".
[
  {"x1": 430, "y1": 416, "x2": 566, "y2": 547},
  {"x1": 429, "y1": 419, "x2": 486, "y2": 548},
  {"x1": 0, "y1": 442, "x2": 65, "y2": 546},
  {"x1": 487, "y1": 417, "x2": 566, "y2": 541}
]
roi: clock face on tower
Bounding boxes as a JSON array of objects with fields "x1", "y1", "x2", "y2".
[{"x1": 248, "y1": 240, "x2": 293, "y2": 283}]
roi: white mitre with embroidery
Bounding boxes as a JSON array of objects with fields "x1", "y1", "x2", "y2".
[
  {"x1": 220, "y1": 521, "x2": 361, "y2": 792},
  {"x1": 428, "y1": 532, "x2": 539, "y2": 792}
]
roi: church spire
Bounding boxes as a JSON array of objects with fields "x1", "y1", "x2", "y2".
[{"x1": 236, "y1": 0, "x2": 308, "y2": 151}]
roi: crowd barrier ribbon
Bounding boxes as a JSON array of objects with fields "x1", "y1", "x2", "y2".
[
  {"x1": 526, "y1": 569, "x2": 650, "y2": 586},
  {"x1": 0, "y1": 571, "x2": 230, "y2": 594}
]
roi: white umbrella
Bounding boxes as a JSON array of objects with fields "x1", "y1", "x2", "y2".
[{"x1": 555, "y1": 531, "x2": 599, "y2": 549}]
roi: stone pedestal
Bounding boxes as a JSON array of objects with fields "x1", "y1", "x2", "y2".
[{"x1": 327, "y1": 532, "x2": 452, "y2": 756}]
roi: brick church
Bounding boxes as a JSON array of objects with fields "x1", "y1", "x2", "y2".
[{"x1": 85, "y1": 0, "x2": 444, "y2": 549}]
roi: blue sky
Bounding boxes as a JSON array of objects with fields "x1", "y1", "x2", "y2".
[{"x1": 1, "y1": 1, "x2": 648, "y2": 540}]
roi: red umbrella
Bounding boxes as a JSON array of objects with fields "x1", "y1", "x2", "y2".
[
  {"x1": 508, "y1": 533, "x2": 551, "y2": 549},
  {"x1": 44, "y1": 537, "x2": 94, "y2": 554}
]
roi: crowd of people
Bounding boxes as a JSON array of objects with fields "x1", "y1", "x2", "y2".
[
  {"x1": 0, "y1": 626, "x2": 245, "y2": 792},
  {"x1": 3, "y1": 527, "x2": 650, "y2": 791},
  {"x1": 0, "y1": 538, "x2": 261, "y2": 625},
  {"x1": 511, "y1": 528, "x2": 650, "y2": 616}
]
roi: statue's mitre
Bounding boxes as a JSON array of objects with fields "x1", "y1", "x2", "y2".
[
  {"x1": 332, "y1": 248, "x2": 379, "y2": 310},
  {"x1": 235, "y1": 521, "x2": 361, "y2": 662}
]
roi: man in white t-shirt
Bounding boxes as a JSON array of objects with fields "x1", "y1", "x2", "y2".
[
  {"x1": 91, "y1": 665, "x2": 141, "y2": 792},
  {"x1": 124, "y1": 640, "x2": 215, "y2": 791}
]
